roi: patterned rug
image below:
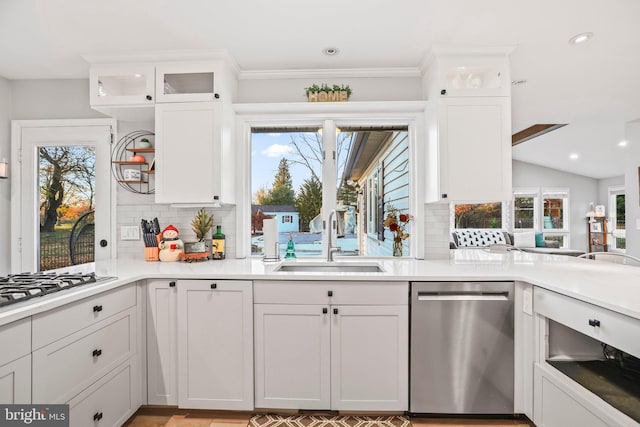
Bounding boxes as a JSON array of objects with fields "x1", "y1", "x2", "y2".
[{"x1": 248, "y1": 414, "x2": 411, "y2": 427}]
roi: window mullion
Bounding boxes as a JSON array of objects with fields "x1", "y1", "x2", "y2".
[{"x1": 321, "y1": 120, "x2": 337, "y2": 258}]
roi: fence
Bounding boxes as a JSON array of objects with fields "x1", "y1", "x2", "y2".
[{"x1": 40, "y1": 229, "x2": 94, "y2": 271}]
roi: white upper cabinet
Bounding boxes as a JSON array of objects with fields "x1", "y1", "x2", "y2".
[
  {"x1": 156, "y1": 61, "x2": 220, "y2": 103},
  {"x1": 89, "y1": 63, "x2": 155, "y2": 107},
  {"x1": 434, "y1": 97, "x2": 512, "y2": 202},
  {"x1": 424, "y1": 49, "x2": 513, "y2": 202},
  {"x1": 155, "y1": 101, "x2": 235, "y2": 205}
]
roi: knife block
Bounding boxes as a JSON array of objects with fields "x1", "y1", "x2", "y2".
[{"x1": 145, "y1": 247, "x2": 159, "y2": 261}]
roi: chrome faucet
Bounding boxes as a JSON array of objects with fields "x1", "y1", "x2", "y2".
[{"x1": 327, "y1": 209, "x2": 340, "y2": 262}]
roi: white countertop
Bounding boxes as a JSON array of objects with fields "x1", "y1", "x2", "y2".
[{"x1": 1, "y1": 250, "x2": 639, "y2": 326}]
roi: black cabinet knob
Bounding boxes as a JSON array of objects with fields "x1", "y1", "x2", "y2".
[
  {"x1": 322, "y1": 307, "x2": 328, "y2": 314},
  {"x1": 100, "y1": 239, "x2": 108, "y2": 247},
  {"x1": 92, "y1": 349, "x2": 102, "y2": 358},
  {"x1": 211, "y1": 283, "x2": 217, "y2": 289},
  {"x1": 93, "y1": 412, "x2": 103, "y2": 421},
  {"x1": 588, "y1": 319, "x2": 601, "y2": 327},
  {"x1": 441, "y1": 89, "x2": 447, "y2": 95},
  {"x1": 333, "y1": 308, "x2": 339, "y2": 315},
  {"x1": 441, "y1": 193, "x2": 448, "y2": 199},
  {"x1": 93, "y1": 305, "x2": 103, "y2": 313},
  {"x1": 328, "y1": 290, "x2": 333, "y2": 297},
  {"x1": 169, "y1": 281, "x2": 176, "y2": 287},
  {"x1": 214, "y1": 93, "x2": 220, "y2": 99},
  {"x1": 146, "y1": 95, "x2": 152, "y2": 101}
]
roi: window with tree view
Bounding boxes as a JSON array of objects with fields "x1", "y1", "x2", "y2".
[
  {"x1": 454, "y1": 202, "x2": 503, "y2": 229},
  {"x1": 39, "y1": 146, "x2": 96, "y2": 270},
  {"x1": 250, "y1": 124, "x2": 410, "y2": 257}
]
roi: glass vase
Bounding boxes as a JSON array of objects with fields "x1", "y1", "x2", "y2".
[{"x1": 393, "y1": 239, "x2": 403, "y2": 257}]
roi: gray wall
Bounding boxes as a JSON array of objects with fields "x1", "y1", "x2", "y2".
[
  {"x1": 0, "y1": 77, "x2": 11, "y2": 275},
  {"x1": 512, "y1": 160, "x2": 598, "y2": 252},
  {"x1": 625, "y1": 120, "x2": 640, "y2": 258},
  {"x1": 11, "y1": 79, "x2": 105, "y2": 120}
]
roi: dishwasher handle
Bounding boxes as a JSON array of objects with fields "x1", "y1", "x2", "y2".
[{"x1": 417, "y1": 291, "x2": 509, "y2": 301}]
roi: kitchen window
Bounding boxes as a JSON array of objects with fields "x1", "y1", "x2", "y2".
[
  {"x1": 248, "y1": 120, "x2": 412, "y2": 258},
  {"x1": 511, "y1": 187, "x2": 570, "y2": 247}
]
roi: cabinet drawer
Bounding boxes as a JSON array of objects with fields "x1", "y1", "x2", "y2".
[
  {"x1": 254, "y1": 281, "x2": 408, "y2": 305},
  {"x1": 0, "y1": 318, "x2": 31, "y2": 366},
  {"x1": 33, "y1": 285, "x2": 136, "y2": 350},
  {"x1": 33, "y1": 308, "x2": 135, "y2": 404},
  {"x1": 534, "y1": 288, "x2": 640, "y2": 358},
  {"x1": 68, "y1": 362, "x2": 135, "y2": 427}
]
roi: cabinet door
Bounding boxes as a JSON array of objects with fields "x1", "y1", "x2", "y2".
[
  {"x1": 177, "y1": 280, "x2": 253, "y2": 410},
  {"x1": 146, "y1": 280, "x2": 178, "y2": 405},
  {"x1": 155, "y1": 102, "x2": 222, "y2": 204},
  {"x1": 254, "y1": 304, "x2": 331, "y2": 410},
  {"x1": 156, "y1": 61, "x2": 219, "y2": 103},
  {"x1": 439, "y1": 97, "x2": 511, "y2": 202},
  {"x1": 89, "y1": 63, "x2": 155, "y2": 106},
  {"x1": 331, "y1": 305, "x2": 408, "y2": 411},
  {"x1": 0, "y1": 354, "x2": 31, "y2": 404}
]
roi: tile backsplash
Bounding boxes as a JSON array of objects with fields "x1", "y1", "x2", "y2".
[
  {"x1": 423, "y1": 202, "x2": 451, "y2": 259},
  {"x1": 116, "y1": 202, "x2": 236, "y2": 260}
]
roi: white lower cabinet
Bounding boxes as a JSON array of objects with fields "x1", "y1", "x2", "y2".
[
  {"x1": 177, "y1": 280, "x2": 253, "y2": 410},
  {"x1": 68, "y1": 361, "x2": 136, "y2": 427},
  {"x1": 0, "y1": 354, "x2": 31, "y2": 404},
  {"x1": 146, "y1": 280, "x2": 178, "y2": 405},
  {"x1": 254, "y1": 304, "x2": 331, "y2": 409},
  {"x1": 254, "y1": 281, "x2": 409, "y2": 411}
]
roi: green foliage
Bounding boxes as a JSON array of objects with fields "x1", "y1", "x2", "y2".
[
  {"x1": 295, "y1": 176, "x2": 323, "y2": 232},
  {"x1": 261, "y1": 158, "x2": 295, "y2": 206},
  {"x1": 455, "y1": 202, "x2": 502, "y2": 229},
  {"x1": 191, "y1": 208, "x2": 213, "y2": 240},
  {"x1": 304, "y1": 83, "x2": 352, "y2": 98}
]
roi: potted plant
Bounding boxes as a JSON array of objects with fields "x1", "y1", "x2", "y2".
[
  {"x1": 305, "y1": 83, "x2": 352, "y2": 102},
  {"x1": 191, "y1": 208, "x2": 214, "y2": 257}
]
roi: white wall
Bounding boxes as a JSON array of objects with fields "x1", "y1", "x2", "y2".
[
  {"x1": 512, "y1": 160, "x2": 598, "y2": 252},
  {"x1": 0, "y1": 77, "x2": 11, "y2": 274},
  {"x1": 237, "y1": 76, "x2": 423, "y2": 103},
  {"x1": 624, "y1": 120, "x2": 640, "y2": 258}
]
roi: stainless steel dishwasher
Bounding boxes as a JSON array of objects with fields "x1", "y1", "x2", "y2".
[{"x1": 410, "y1": 281, "x2": 514, "y2": 414}]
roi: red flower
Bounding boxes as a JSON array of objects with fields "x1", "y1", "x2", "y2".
[
  {"x1": 399, "y1": 214, "x2": 408, "y2": 222},
  {"x1": 389, "y1": 223, "x2": 399, "y2": 232}
]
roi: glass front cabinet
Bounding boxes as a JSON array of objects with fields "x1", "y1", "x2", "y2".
[{"x1": 89, "y1": 64, "x2": 155, "y2": 106}]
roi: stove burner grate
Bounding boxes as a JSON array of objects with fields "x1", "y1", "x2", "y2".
[{"x1": 0, "y1": 272, "x2": 101, "y2": 308}]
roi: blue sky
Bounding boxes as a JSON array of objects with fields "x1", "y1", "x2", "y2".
[{"x1": 251, "y1": 132, "x2": 321, "y2": 201}]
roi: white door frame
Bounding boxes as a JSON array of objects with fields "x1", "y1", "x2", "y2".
[{"x1": 11, "y1": 119, "x2": 117, "y2": 273}]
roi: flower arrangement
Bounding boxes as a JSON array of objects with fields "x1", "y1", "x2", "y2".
[{"x1": 383, "y1": 205, "x2": 412, "y2": 256}]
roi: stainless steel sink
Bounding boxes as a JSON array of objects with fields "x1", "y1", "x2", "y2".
[{"x1": 274, "y1": 262, "x2": 385, "y2": 273}]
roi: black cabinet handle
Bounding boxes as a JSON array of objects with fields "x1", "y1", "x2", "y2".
[
  {"x1": 169, "y1": 281, "x2": 176, "y2": 287},
  {"x1": 93, "y1": 412, "x2": 103, "y2": 421},
  {"x1": 328, "y1": 290, "x2": 333, "y2": 297},
  {"x1": 322, "y1": 307, "x2": 328, "y2": 314},
  {"x1": 146, "y1": 95, "x2": 152, "y2": 101},
  {"x1": 588, "y1": 319, "x2": 601, "y2": 327},
  {"x1": 333, "y1": 308, "x2": 339, "y2": 315},
  {"x1": 441, "y1": 193, "x2": 448, "y2": 199},
  {"x1": 92, "y1": 349, "x2": 102, "y2": 358},
  {"x1": 211, "y1": 283, "x2": 217, "y2": 289},
  {"x1": 93, "y1": 305, "x2": 103, "y2": 313}
]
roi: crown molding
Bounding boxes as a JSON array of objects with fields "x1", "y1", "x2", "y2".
[
  {"x1": 238, "y1": 67, "x2": 421, "y2": 80},
  {"x1": 419, "y1": 45, "x2": 518, "y2": 74}
]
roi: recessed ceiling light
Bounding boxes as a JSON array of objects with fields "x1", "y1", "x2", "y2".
[
  {"x1": 569, "y1": 153, "x2": 579, "y2": 160},
  {"x1": 569, "y1": 32, "x2": 594, "y2": 45},
  {"x1": 134, "y1": 73, "x2": 142, "y2": 78},
  {"x1": 323, "y1": 47, "x2": 340, "y2": 56},
  {"x1": 618, "y1": 140, "x2": 628, "y2": 147}
]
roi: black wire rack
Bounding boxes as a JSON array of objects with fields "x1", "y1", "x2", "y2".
[{"x1": 111, "y1": 130, "x2": 155, "y2": 194}]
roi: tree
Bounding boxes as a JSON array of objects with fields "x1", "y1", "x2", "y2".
[
  {"x1": 39, "y1": 146, "x2": 96, "y2": 232},
  {"x1": 260, "y1": 158, "x2": 295, "y2": 206},
  {"x1": 295, "y1": 176, "x2": 322, "y2": 232}
]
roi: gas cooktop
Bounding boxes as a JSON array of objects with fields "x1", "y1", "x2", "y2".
[{"x1": 0, "y1": 272, "x2": 112, "y2": 308}]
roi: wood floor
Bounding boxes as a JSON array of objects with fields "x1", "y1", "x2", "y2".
[{"x1": 123, "y1": 408, "x2": 534, "y2": 427}]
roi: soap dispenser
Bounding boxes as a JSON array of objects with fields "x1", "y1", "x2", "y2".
[{"x1": 285, "y1": 232, "x2": 296, "y2": 259}]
